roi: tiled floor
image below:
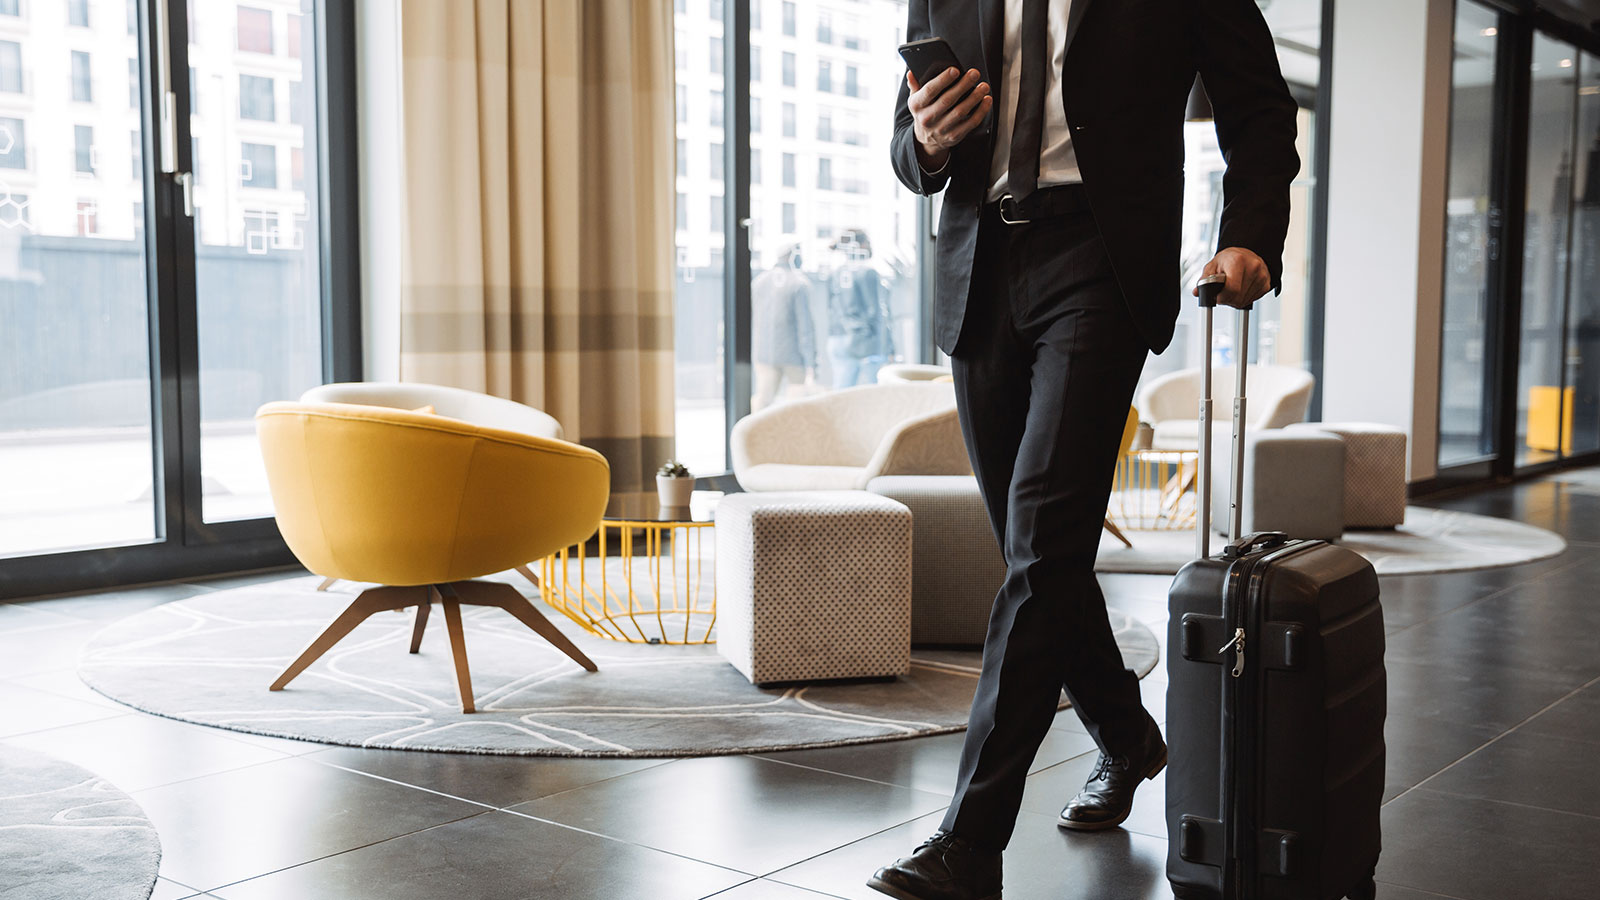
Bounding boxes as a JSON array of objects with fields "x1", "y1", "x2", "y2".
[{"x1": 4, "y1": 469, "x2": 1599, "y2": 899}]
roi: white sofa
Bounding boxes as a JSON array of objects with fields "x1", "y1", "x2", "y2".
[
  {"x1": 1136, "y1": 365, "x2": 1314, "y2": 450},
  {"x1": 731, "y1": 382, "x2": 970, "y2": 492}
]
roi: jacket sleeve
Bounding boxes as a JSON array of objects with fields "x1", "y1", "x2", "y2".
[
  {"x1": 1194, "y1": 0, "x2": 1301, "y2": 294},
  {"x1": 891, "y1": 0, "x2": 951, "y2": 196}
]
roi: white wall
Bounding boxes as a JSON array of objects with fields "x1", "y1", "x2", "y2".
[
  {"x1": 1321, "y1": 0, "x2": 1454, "y2": 482},
  {"x1": 357, "y1": 0, "x2": 403, "y2": 382}
]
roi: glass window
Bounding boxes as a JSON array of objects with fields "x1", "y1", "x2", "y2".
[
  {"x1": 710, "y1": 36, "x2": 722, "y2": 76},
  {"x1": 287, "y1": 14, "x2": 302, "y2": 59},
  {"x1": 73, "y1": 124, "x2": 94, "y2": 174},
  {"x1": 288, "y1": 81, "x2": 304, "y2": 125},
  {"x1": 817, "y1": 59, "x2": 831, "y2": 92},
  {"x1": 0, "y1": 0, "x2": 19, "y2": 18},
  {"x1": 782, "y1": 51, "x2": 795, "y2": 87},
  {"x1": 71, "y1": 50, "x2": 92, "y2": 103},
  {"x1": 710, "y1": 89, "x2": 723, "y2": 127},
  {"x1": 710, "y1": 141, "x2": 723, "y2": 181},
  {"x1": 817, "y1": 12, "x2": 833, "y2": 44},
  {"x1": 75, "y1": 200, "x2": 97, "y2": 235},
  {"x1": 751, "y1": 147, "x2": 761, "y2": 184},
  {"x1": 750, "y1": 96, "x2": 762, "y2": 132},
  {"x1": 239, "y1": 73, "x2": 275, "y2": 121},
  {"x1": 1569, "y1": 53, "x2": 1600, "y2": 456},
  {"x1": 1136, "y1": 0, "x2": 1323, "y2": 412},
  {"x1": 1516, "y1": 33, "x2": 1578, "y2": 466},
  {"x1": 782, "y1": 151, "x2": 795, "y2": 187},
  {"x1": 68, "y1": 0, "x2": 89, "y2": 27},
  {"x1": 126, "y1": 0, "x2": 136, "y2": 34},
  {"x1": 782, "y1": 101, "x2": 795, "y2": 137},
  {"x1": 240, "y1": 142, "x2": 276, "y2": 188},
  {"x1": 677, "y1": 138, "x2": 688, "y2": 176},
  {"x1": 817, "y1": 156, "x2": 832, "y2": 190},
  {"x1": 677, "y1": 84, "x2": 688, "y2": 122},
  {"x1": 236, "y1": 6, "x2": 273, "y2": 54},
  {"x1": 128, "y1": 56, "x2": 138, "y2": 107},
  {"x1": 0, "y1": 116, "x2": 25, "y2": 168},
  {"x1": 782, "y1": 1, "x2": 796, "y2": 37},
  {"x1": 709, "y1": 0, "x2": 723, "y2": 21},
  {"x1": 129, "y1": 129, "x2": 139, "y2": 179},
  {"x1": 845, "y1": 65, "x2": 860, "y2": 98},
  {"x1": 751, "y1": 46, "x2": 761, "y2": 83},
  {"x1": 0, "y1": 41, "x2": 20, "y2": 93}
]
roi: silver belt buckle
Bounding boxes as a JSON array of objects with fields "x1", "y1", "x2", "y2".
[{"x1": 998, "y1": 194, "x2": 1031, "y2": 225}]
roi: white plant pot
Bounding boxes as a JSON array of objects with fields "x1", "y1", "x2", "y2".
[{"x1": 656, "y1": 474, "x2": 694, "y2": 508}]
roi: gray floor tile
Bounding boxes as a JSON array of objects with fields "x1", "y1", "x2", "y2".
[
  {"x1": 1377, "y1": 789, "x2": 1600, "y2": 900},
  {"x1": 4, "y1": 714, "x2": 289, "y2": 792},
  {"x1": 1420, "y1": 729, "x2": 1600, "y2": 819},
  {"x1": 771, "y1": 808, "x2": 1170, "y2": 900},
  {"x1": 208, "y1": 810, "x2": 745, "y2": 900},
  {"x1": 702, "y1": 879, "x2": 842, "y2": 899},
  {"x1": 4, "y1": 582, "x2": 209, "y2": 621},
  {"x1": 1518, "y1": 679, "x2": 1600, "y2": 745},
  {"x1": 307, "y1": 745, "x2": 675, "y2": 807},
  {"x1": 0, "y1": 679, "x2": 128, "y2": 737},
  {"x1": 134, "y1": 756, "x2": 484, "y2": 891},
  {"x1": 758, "y1": 726, "x2": 1097, "y2": 797},
  {"x1": 0, "y1": 621, "x2": 97, "y2": 678},
  {"x1": 508, "y1": 755, "x2": 949, "y2": 876}
]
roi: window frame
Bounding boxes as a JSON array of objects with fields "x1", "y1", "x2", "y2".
[{"x1": 0, "y1": 0, "x2": 363, "y2": 599}]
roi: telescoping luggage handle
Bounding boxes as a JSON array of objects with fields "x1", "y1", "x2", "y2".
[{"x1": 1195, "y1": 273, "x2": 1249, "y2": 561}]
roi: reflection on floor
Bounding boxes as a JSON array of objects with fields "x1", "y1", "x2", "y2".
[{"x1": 2, "y1": 468, "x2": 1598, "y2": 899}]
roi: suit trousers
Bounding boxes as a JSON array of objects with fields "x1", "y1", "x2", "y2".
[{"x1": 941, "y1": 204, "x2": 1156, "y2": 848}]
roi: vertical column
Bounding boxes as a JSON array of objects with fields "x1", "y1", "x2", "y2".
[{"x1": 1321, "y1": 0, "x2": 1455, "y2": 482}]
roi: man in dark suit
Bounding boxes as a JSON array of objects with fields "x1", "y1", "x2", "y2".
[{"x1": 868, "y1": 1, "x2": 1298, "y2": 898}]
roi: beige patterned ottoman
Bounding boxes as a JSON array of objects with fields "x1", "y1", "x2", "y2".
[
  {"x1": 714, "y1": 491, "x2": 913, "y2": 685},
  {"x1": 1288, "y1": 422, "x2": 1408, "y2": 528}
]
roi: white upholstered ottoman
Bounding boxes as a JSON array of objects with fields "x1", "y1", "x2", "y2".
[
  {"x1": 866, "y1": 475, "x2": 1002, "y2": 647},
  {"x1": 1211, "y1": 429, "x2": 1345, "y2": 542},
  {"x1": 714, "y1": 491, "x2": 913, "y2": 685},
  {"x1": 1288, "y1": 422, "x2": 1408, "y2": 528}
]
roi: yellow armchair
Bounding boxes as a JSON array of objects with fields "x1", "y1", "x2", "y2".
[{"x1": 256, "y1": 401, "x2": 610, "y2": 712}]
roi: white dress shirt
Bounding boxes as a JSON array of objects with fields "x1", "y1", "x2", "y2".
[{"x1": 988, "y1": 0, "x2": 1081, "y2": 201}]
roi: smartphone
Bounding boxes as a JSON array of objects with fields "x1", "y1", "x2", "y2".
[
  {"x1": 898, "y1": 37, "x2": 987, "y2": 135},
  {"x1": 898, "y1": 37, "x2": 967, "y2": 90}
]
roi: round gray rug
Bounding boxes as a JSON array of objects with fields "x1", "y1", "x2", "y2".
[
  {"x1": 1095, "y1": 506, "x2": 1566, "y2": 575},
  {"x1": 0, "y1": 743, "x2": 161, "y2": 900},
  {"x1": 80, "y1": 578, "x2": 1160, "y2": 758}
]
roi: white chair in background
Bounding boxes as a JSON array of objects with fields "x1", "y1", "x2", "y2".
[
  {"x1": 730, "y1": 381, "x2": 969, "y2": 492},
  {"x1": 1136, "y1": 365, "x2": 1315, "y2": 451}
]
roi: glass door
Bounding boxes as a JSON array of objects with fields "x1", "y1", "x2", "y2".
[
  {"x1": 0, "y1": 0, "x2": 158, "y2": 557},
  {"x1": 1515, "y1": 32, "x2": 1578, "y2": 467},
  {"x1": 1570, "y1": 52, "x2": 1600, "y2": 456},
  {"x1": 0, "y1": 0, "x2": 357, "y2": 598},
  {"x1": 187, "y1": 1, "x2": 324, "y2": 523},
  {"x1": 1438, "y1": 0, "x2": 1503, "y2": 470}
]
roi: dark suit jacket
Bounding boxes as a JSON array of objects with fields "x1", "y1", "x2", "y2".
[{"x1": 892, "y1": 0, "x2": 1300, "y2": 355}]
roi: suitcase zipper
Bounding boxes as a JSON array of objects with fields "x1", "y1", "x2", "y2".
[{"x1": 1220, "y1": 627, "x2": 1246, "y2": 678}]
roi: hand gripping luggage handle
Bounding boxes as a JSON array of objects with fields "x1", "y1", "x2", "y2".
[{"x1": 1195, "y1": 274, "x2": 1250, "y2": 560}]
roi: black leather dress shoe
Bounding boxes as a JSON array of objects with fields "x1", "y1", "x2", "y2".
[
  {"x1": 867, "y1": 831, "x2": 1002, "y2": 900},
  {"x1": 1057, "y1": 725, "x2": 1167, "y2": 832}
]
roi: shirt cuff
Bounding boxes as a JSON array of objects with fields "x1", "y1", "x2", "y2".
[{"x1": 919, "y1": 154, "x2": 950, "y2": 178}]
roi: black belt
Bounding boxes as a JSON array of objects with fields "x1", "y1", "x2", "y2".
[{"x1": 990, "y1": 183, "x2": 1091, "y2": 225}]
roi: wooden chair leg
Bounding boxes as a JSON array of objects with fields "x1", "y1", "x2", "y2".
[
  {"x1": 271, "y1": 585, "x2": 423, "y2": 691},
  {"x1": 450, "y1": 580, "x2": 598, "y2": 673},
  {"x1": 514, "y1": 564, "x2": 541, "y2": 589},
  {"x1": 1103, "y1": 517, "x2": 1134, "y2": 549},
  {"x1": 316, "y1": 577, "x2": 337, "y2": 592},
  {"x1": 438, "y1": 596, "x2": 476, "y2": 713},
  {"x1": 408, "y1": 591, "x2": 434, "y2": 654}
]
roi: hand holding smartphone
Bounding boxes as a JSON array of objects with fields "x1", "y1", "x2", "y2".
[{"x1": 897, "y1": 37, "x2": 993, "y2": 168}]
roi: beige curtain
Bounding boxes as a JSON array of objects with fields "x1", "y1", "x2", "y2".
[{"x1": 398, "y1": 0, "x2": 676, "y2": 495}]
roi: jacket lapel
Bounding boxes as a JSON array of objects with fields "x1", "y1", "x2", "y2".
[
  {"x1": 978, "y1": 0, "x2": 1004, "y2": 86},
  {"x1": 1063, "y1": 0, "x2": 1095, "y2": 59}
]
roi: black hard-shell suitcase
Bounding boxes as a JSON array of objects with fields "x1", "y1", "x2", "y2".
[{"x1": 1165, "y1": 277, "x2": 1387, "y2": 900}]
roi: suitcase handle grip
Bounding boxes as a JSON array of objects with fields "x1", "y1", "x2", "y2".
[
  {"x1": 1222, "y1": 531, "x2": 1288, "y2": 560},
  {"x1": 1195, "y1": 274, "x2": 1250, "y2": 559}
]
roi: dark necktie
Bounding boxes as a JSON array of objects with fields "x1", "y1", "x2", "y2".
[{"x1": 1007, "y1": 0, "x2": 1050, "y2": 201}]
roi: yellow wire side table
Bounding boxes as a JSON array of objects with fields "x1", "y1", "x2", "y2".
[
  {"x1": 1109, "y1": 448, "x2": 1200, "y2": 531},
  {"x1": 540, "y1": 492, "x2": 718, "y2": 645}
]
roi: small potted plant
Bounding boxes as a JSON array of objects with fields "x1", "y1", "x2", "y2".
[{"x1": 656, "y1": 459, "x2": 694, "y2": 508}]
